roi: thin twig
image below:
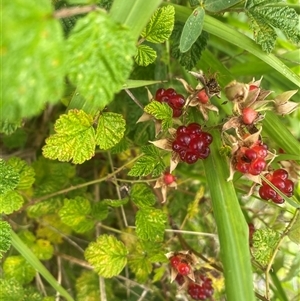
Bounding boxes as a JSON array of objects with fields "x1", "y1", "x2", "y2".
[
  {"x1": 125, "y1": 89, "x2": 144, "y2": 110},
  {"x1": 53, "y1": 5, "x2": 98, "y2": 19}
]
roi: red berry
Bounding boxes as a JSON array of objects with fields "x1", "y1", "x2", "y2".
[
  {"x1": 176, "y1": 262, "x2": 191, "y2": 275},
  {"x1": 155, "y1": 88, "x2": 165, "y2": 100},
  {"x1": 168, "y1": 94, "x2": 185, "y2": 109},
  {"x1": 185, "y1": 151, "x2": 198, "y2": 164},
  {"x1": 242, "y1": 107, "x2": 258, "y2": 125},
  {"x1": 175, "y1": 274, "x2": 185, "y2": 286},
  {"x1": 249, "y1": 157, "x2": 266, "y2": 175},
  {"x1": 187, "y1": 123, "x2": 202, "y2": 134},
  {"x1": 273, "y1": 169, "x2": 288, "y2": 180},
  {"x1": 163, "y1": 172, "x2": 176, "y2": 185},
  {"x1": 170, "y1": 256, "x2": 181, "y2": 268},
  {"x1": 198, "y1": 132, "x2": 213, "y2": 146},
  {"x1": 172, "y1": 108, "x2": 183, "y2": 118},
  {"x1": 249, "y1": 85, "x2": 258, "y2": 91},
  {"x1": 236, "y1": 160, "x2": 250, "y2": 173},
  {"x1": 244, "y1": 148, "x2": 257, "y2": 161},
  {"x1": 187, "y1": 275, "x2": 214, "y2": 300},
  {"x1": 197, "y1": 89, "x2": 209, "y2": 104},
  {"x1": 282, "y1": 179, "x2": 294, "y2": 196},
  {"x1": 165, "y1": 88, "x2": 176, "y2": 97}
]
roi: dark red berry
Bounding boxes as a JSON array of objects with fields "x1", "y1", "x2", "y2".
[
  {"x1": 168, "y1": 94, "x2": 185, "y2": 109},
  {"x1": 185, "y1": 151, "x2": 198, "y2": 164},
  {"x1": 273, "y1": 169, "x2": 288, "y2": 180},
  {"x1": 187, "y1": 274, "x2": 214, "y2": 300},
  {"x1": 165, "y1": 88, "x2": 176, "y2": 97},
  {"x1": 170, "y1": 256, "x2": 181, "y2": 268},
  {"x1": 249, "y1": 157, "x2": 266, "y2": 175},
  {"x1": 244, "y1": 149, "x2": 257, "y2": 161},
  {"x1": 282, "y1": 179, "x2": 294, "y2": 196},
  {"x1": 155, "y1": 88, "x2": 165, "y2": 100},
  {"x1": 187, "y1": 123, "x2": 202, "y2": 134},
  {"x1": 175, "y1": 274, "x2": 185, "y2": 286},
  {"x1": 176, "y1": 262, "x2": 191, "y2": 275},
  {"x1": 172, "y1": 108, "x2": 183, "y2": 118},
  {"x1": 236, "y1": 161, "x2": 250, "y2": 174},
  {"x1": 198, "y1": 132, "x2": 213, "y2": 146}
]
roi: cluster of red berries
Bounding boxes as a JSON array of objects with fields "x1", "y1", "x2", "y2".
[
  {"x1": 188, "y1": 273, "x2": 214, "y2": 300},
  {"x1": 155, "y1": 88, "x2": 185, "y2": 117},
  {"x1": 170, "y1": 256, "x2": 214, "y2": 300},
  {"x1": 172, "y1": 123, "x2": 213, "y2": 164},
  {"x1": 235, "y1": 141, "x2": 268, "y2": 175},
  {"x1": 259, "y1": 169, "x2": 294, "y2": 204}
]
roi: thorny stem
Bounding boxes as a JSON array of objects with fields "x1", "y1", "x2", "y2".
[
  {"x1": 265, "y1": 209, "x2": 300, "y2": 300},
  {"x1": 53, "y1": 5, "x2": 100, "y2": 19}
]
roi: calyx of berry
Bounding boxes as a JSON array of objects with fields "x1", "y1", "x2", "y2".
[{"x1": 154, "y1": 171, "x2": 177, "y2": 203}]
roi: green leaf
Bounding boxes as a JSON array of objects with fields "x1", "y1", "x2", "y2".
[
  {"x1": 0, "y1": 221, "x2": 11, "y2": 259},
  {"x1": 95, "y1": 112, "x2": 126, "y2": 150},
  {"x1": 59, "y1": 197, "x2": 95, "y2": 233},
  {"x1": 3, "y1": 255, "x2": 36, "y2": 285},
  {"x1": 66, "y1": 11, "x2": 136, "y2": 113},
  {"x1": 7, "y1": 157, "x2": 35, "y2": 190},
  {"x1": 144, "y1": 101, "x2": 173, "y2": 131},
  {"x1": 42, "y1": 110, "x2": 96, "y2": 164},
  {"x1": 85, "y1": 234, "x2": 128, "y2": 278},
  {"x1": 134, "y1": 44, "x2": 157, "y2": 66},
  {"x1": 252, "y1": 228, "x2": 280, "y2": 266},
  {"x1": 75, "y1": 271, "x2": 100, "y2": 301},
  {"x1": 204, "y1": 0, "x2": 242, "y2": 12},
  {"x1": 122, "y1": 79, "x2": 166, "y2": 89},
  {"x1": 90, "y1": 202, "x2": 109, "y2": 221},
  {"x1": 245, "y1": 0, "x2": 300, "y2": 53},
  {"x1": 179, "y1": 7, "x2": 205, "y2": 53},
  {"x1": 0, "y1": 279, "x2": 25, "y2": 301},
  {"x1": 141, "y1": 5, "x2": 175, "y2": 43},
  {"x1": 288, "y1": 212, "x2": 300, "y2": 244},
  {"x1": 171, "y1": 21, "x2": 209, "y2": 70},
  {"x1": 0, "y1": 119, "x2": 22, "y2": 135},
  {"x1": 128, "y1": 155, "x2": 165, "y2": 177},
  {"x1": 135, "y1": 207, "x2": 167, "y2": 242},
  {"x1": 128, "y1": 253, "x2": 153, "y2": 283},
  {"x1": 0, "y1": 159, "x2": 19, "y2": 195},
  {"x1": 2, "y1": 0, "x2": 66, "y2": 122},
  {"x1": 130, "y1": 183, "x2": 157, "y2": 208},
  {"x1": 103, "y1": 198, "x2": 129, "y2": 207},
  {"x1": 31, "y1": 239, "x2": 54, "y2": 261},
  {"x1": 0, "y1": 191, "x2": 24, "y2": 215}
]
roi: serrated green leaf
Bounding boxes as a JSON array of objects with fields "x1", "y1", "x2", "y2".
[
  {"x1": 43, "y1": 110, "x2": 96, "y2": 164},
  {"x1": 85, "y1": 234, "x2": 128, "y2": 278},
  {"x1": 2, "y1": 0, "x2": 66, "y2": 122},
  {"x1": 0, "y1": 159, "x2": 19, "y2": 195},
  {"x1": 288, "y1": 212, "x2": 300, "y2": 244},
  {"x1": 128, "y1": 155, "x2": 161, "y2": 177},
  {"x1": 0, "y1": 190, "x2": 24, "y2": 214},
  {"x1": 95, "y1": 112, "x2": 126, "y2": 150},
  {"x1": 171, "y1": 21, "x2": 209, "y2": 70},
  {"x1": 59, "y1": 197, "x2": 94, "y2": 233},
  {"x1": 134, "y1": 44, "x2": 157, "y2": 66},
  {"x1": 7, "y1": 157, "x2": 35, "y2": 190},
  {"x1": 245, "y1": 0, "x2": 300, "y2": 53},
  {"x1": 128, "y1": 254, "x2": 153, "y2": 283},
  {"x1": 103, "y1": 198, "x2": 129, "y2": 207},
  {"x1": 3, "y1": 255, "x2": 36, "y2": 285},
  {"x1": 27, "y1": 199, "x2": 63, "y2": 218},
  {"x1": 0, "y1": 279, "x2": 25, "y2": 301},
  {"x1": 0, "y1": 120, "x2": 22, "y2": 135},
  {"x1": 90, "y1": 202, "x2": 109, "y2": 221},
  {"x1": 75, "y1": 271, "x2": 100, "y2": 301},
  {"x1": 252, "y1": 228, "x2": 280, "y2": 266},
  {"x1": 66, "y1": 11, "x2": 136, "y2": 112},
  {"x1": 110, "y1": 137, "x2": 129, "y2": 154},
  {"x1": 179, "y1": 7, "x2": 205, "y2": 53},
  {"x1": 204, "y1": 0, "x2": 242, "y2": 12},
  {"x1": 152, "y1": 266, "x2": 166, "y2": 283},
  {"x1": 135, "y1": 207, "x2": 167, "y2": 242},
  {"x1": 22, "y1": 287, "x2": 44, "y2": 301},
  {"x1": 0, "y1": 221, "x2": 11, "y2": 259},
  {"x1": 130, "y1": 183, "x2": 157, "y2": 208},
  {"x1": 141, "y1": 5, "x2": 175, "y2": 43}
]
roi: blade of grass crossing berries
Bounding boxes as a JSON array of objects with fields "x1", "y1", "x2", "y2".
[
  {"x1": 262, "y1": 112, "x2": 300, "y2": 164},
  {"x1": 202, "y1": 130, "x2": 255, "y2": 301},
  {"x1": 11, "y1": 230, "x2": 75, "y2": 301}
]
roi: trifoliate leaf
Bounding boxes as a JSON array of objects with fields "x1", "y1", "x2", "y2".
[
  {"x1": 171, "y1": 22, "x2": 209, "y2": 70},
  {"x1": 252, "y1": 228, "x2": 280, "y2": 266},
  {"x1": 85, "y1": 234, "x2": 128, "y2": 278},
  {"x1": 0, "y1": 221, "x2": 11, "y2": 259},
  {"x1": 0, "y1": 191, "x2": 24, "y2": 214},
  {"x1": 128, "y1": 254, "x2": 153, "y2": 283},
  {"x1": 3, "y1": 255, "x2": 36, "y2": 285},
  {"x1": 204, "y1": 0, "x2": 241, "y2": 12},
  {"x1": 136, "y1": 207, "x2": 167, "y2": 242},
  {"x1": 130, "y1": 183, "x2": 157, "y2": 208},
  {"x1": 134, "y1": 45, "x2": 157, "y2": 66},
  {"x1": 141, "y1": 5, "x2": 175, "y2": 43},
  {"x1": 31, "y1": 239, "x2": 54, "y2": 261},
  {"x1": 128, "y1": 155, "x2": 165, "y2": 177},
  {"x1": 76, "y1": 271, "x2": 100, "y2": 301},
  {"x1": 43, "y1": 110, "x2": 96, "y2": 164},
  {"x1": 179, "y1": 7, "x2": 205, "y2": 53},
  {"x1": 95, "y1": 112, "x2": 126, "y2": 150},
  {"x1": 245, "y1": 0, "x2": 300, "y2": 53},
  {"x1": 2, "y1": 0, "x2": 66, "y2": 122},
  {"x1": 59, "y1": 197, "x2": 94, "y2": 233},
  {"x1": 67, "y1": 11, "x2": 136, "y2": 112},
  {"x1": 0, "y1": 279, "x2": 24, "y2": 301},
  {"x1": 7, "y1": 157, "x2": 35, "y2": 190},
  {"x1": 90, "y1": 202, "x2": 109, "y2": 221},
  {"x1": 0, "y1": 159, "x2": 19, "y2": 195},
  {"x1": 288, "y1": 213, "x2": 300, "y2": 244},
  {"x1": 102, "y1": 198, "x2": 129, "y2": 207},
  {"x1": 144, "y1": 101, "x2": 173, "y2": 131}
]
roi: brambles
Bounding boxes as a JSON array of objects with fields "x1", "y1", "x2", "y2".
[
  {"x1": 259, "y1": 169, "x2": 294, "y2": 204},
  {"x1": 155, "y1": 88, "x2": 185, "y2": 117},
  {"x1": 172, "y1": 123, "x2": 213, "y2": 164}
]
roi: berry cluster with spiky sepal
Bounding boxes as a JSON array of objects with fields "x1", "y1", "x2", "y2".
[
  {"x1": 259, "y1": 169, "x2": 294, "y2": 204},
  {"x1": 235, "y1": 140, "x2": 268, "y2": 176},
  {"x1": 187, "y1": 272, "x2": 214, "y2": 300},
  {"x1": 155, "y1": 88, "x2": 186, "y2": 117},
  {"x1": 172, "y1": 123, "x2": 213, "y2": 164}
]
